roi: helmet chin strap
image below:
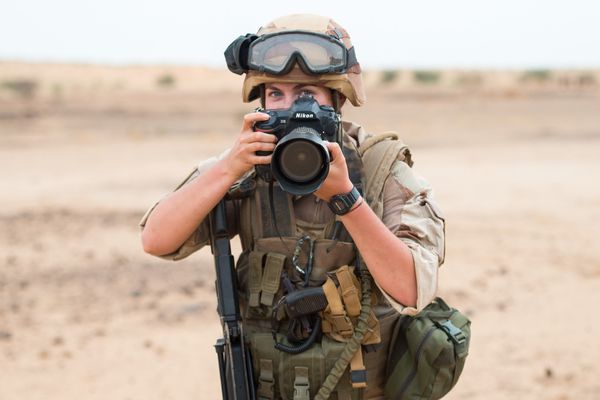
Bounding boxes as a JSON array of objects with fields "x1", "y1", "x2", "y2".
[
  {"x1": 331, "y1": 89, "x2": 343, "y2": 147},
  {"x1": 331, "y1": 89, "x2": 340, "y2": 113},
  {"x1": 260, "y1": 84, "x2": 266, "y2": 108}
]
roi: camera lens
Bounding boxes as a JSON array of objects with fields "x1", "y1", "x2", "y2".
[
  {"x1": 271, "y1": 126, "x2": 330, "y2": 195},
  {"x1": 277, "y1": 140, "x2": 323, "y2": 182}
]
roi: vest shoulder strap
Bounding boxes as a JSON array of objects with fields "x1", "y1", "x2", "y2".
[{"x1": 359, "y1": 131, "x2": 413, "y2": 219}]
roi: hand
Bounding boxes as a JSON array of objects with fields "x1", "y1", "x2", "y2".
[
  {"x1": 314, "y1": 141, "x2": 354, "y2": 202},
  {"x1": 222, "y1": 112, "x2": 277, "y2": 180}
]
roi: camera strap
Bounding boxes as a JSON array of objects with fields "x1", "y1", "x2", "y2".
[
  {"x1": 342, "y1": 137, "x2": 364, "y2": 196},
  {"x1": 268, "y1": 180, "x2": 293, "y2": 254}
]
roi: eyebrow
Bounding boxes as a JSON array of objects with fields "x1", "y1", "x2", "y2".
[{"x1": 265, "y1": 84, "x2": 316, "y2": 91}]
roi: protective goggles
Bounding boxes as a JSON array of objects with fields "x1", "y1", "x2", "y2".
[{"x1": 225, "y1": 31, "x2": 358, "y2": 76}]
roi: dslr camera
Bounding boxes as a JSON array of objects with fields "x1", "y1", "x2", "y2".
[{"x1": 254, "y1": 95, "x2": 341, "y2": 195}]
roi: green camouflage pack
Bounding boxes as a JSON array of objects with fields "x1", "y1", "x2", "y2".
[{"x1": 384, "y1": 298, "x2": 471, "y2": 399}]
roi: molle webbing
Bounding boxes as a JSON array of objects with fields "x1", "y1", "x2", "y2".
[
  {"x1": 249, "y1": 251, "x2": 267, "y2": 307},
  {"x1": 254, "y1": 180, "x2": 296, "y2": 239},
  {"x1": 260, "y1": 253, "x2": 286, "y2": 306},
  {"x1": 258, "y1": 358, "x2": 275, "y2": 399}
]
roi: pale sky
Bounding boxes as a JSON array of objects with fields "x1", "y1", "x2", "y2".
[{"x1": 1, "y1": 0, "x2": 599, "y2": 69}]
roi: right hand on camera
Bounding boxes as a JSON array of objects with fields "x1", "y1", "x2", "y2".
[{"x1": 223, "y1": 111, "x2": 278, "y2": 180}]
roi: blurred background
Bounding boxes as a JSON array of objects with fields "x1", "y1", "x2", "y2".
[{"x1": 1, "y1": 1, "x2": 599, "y2": 399}]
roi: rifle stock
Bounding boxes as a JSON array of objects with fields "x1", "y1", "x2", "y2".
[{"x1": 210, "y1": 199, "x2": 255, "y2": 400}]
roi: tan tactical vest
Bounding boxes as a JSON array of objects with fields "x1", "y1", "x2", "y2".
[{"x1": 233, "y1": 132, "x2": 413, "y2": 400}]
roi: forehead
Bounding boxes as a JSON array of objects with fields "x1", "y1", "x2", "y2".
[{"x1": 265, "y1": 83, "x2": 325, "y2": 91}]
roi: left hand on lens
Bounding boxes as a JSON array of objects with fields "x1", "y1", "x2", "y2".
[{"x1": 314, "y1": 141, "x2": 353, "y2": 202}]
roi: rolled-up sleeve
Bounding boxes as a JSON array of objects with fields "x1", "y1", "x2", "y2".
[
  {"x1": 375, "y1": 160, "x2": 446, "y2": 315},
  {"x1": 139, "y1": 150, "x2": 238, "y2": 261}
]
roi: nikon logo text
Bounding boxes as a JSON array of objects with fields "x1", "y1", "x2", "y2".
[{"x1": 294, "y1": 112, "x2": 315, "y2": 119}]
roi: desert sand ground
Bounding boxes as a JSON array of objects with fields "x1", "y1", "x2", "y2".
[{"x1": 1, "y1": 63, "x2": 599, "y2": 399}]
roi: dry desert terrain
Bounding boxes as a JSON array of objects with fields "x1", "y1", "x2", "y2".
[{"x1": 1, "y1": 63, "x2": 599, "y2": 399}]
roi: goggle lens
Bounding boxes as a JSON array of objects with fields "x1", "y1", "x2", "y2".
[{"x1": 249, "y1": 32, "x2": 347, "y2": 74}]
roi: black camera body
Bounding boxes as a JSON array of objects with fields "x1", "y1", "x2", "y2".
[{"x1": 254, "y1": 95, "x2": 341, "y2": 195}]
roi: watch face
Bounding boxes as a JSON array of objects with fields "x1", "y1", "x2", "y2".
[
  {"x1": 328, "y1": 186, "x2": 359, "y2": 215},
  {"x1": 332, "y1": 199, "x2": 346, "y2": 213}
]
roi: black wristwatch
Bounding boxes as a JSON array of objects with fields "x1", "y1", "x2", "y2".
[{"x1": 327, "y1": 186, "x2": 361, "y2": 215}]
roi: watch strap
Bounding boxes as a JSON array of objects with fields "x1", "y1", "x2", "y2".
[{"x1": 328, "y1": 186, "x2": 361, "y2": 215}]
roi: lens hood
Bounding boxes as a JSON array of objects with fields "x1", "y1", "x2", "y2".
[{"x1": 271, "y1": 126, "x2": 330, "y2": 195}]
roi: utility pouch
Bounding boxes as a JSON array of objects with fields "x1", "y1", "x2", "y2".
[
  {"x1": 244, "y1": 250, "x2": 286, "y2": 320},
  {"x1": 320, "y1": 265, "x2": 381, "y2": 391},
  {"x1": 248, "y1": 332, "x2": 360, "y2": 400},
  {"x1": 384, "y1": 297, "x2": 470, "y2": 400},
  {"x1": 321, "y1": 266, "x2": 381, "y2": 345}
]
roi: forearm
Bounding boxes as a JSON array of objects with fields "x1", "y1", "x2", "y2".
[
  {"x1": 141, "y1": 112, "x2": 276, "y2": 257},
  {"x1": 339, "y1": 198, "x2": 417, "y2": 307},
  {"x1": 141, "y1": 159, "x2": 237, "y2": 256}
]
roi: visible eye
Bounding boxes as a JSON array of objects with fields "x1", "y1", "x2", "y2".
[
  {"x1": 267, "y1": 89, "x2": 283, "y2": 98},
  {"x1": 300, "y1": 89, "x2": 315, "y2": 97}
]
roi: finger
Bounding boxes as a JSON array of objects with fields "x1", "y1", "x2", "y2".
[
  {"x1": 250, "y1": 154, "x2": 272, "y2": 165},
  {"x1": 251, "y1": 132, "x2": 278, "y2": 143},
  {"x1": 249, "y1": 141, "x2": 277, "y2": 152},
  {"x1": 242, "y1": 112, "x2": 270, "y2": 131},
  {"x1": 325, "y1": 141, "x2": 344, "y2": 163},
  {"x1": 239, "y1": 132, "x2": 278, "y2": 144}
]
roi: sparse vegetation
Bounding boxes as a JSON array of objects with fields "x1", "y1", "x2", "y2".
[
  {"x1": 1, "y1": 79, "x2": 39, "y2": 99},
  {"x1": 577, "y1": 73, "x2": 596, "y2": 86},
  {"x1": 156, "y1": 73, "x2": 176, "y2": 89},
  {"x1": 521, "y1": 69, "x2": 552, "y2": 82},
  {"x1": 380, "y1": 70, "x2": 399, "y2": 85},
  {"x1": 413, "y1": 70, "x2": 440, "y2": 85}
]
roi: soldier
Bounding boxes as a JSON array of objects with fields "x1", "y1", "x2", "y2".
[{"x1": 141, "y1": 14, "x2": 445, "y2": 399}]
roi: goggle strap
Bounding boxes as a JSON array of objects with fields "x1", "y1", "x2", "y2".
[
  {"x1": 224, "y1": 33, "x2": 258, "y2": 75},
  {"x1": 346, "y1": 46, "x2": 358, "y2": 70}
]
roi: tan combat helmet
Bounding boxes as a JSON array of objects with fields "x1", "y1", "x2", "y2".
[{"x1": 225, "y1": 14, "x2": 366, "y2": 107}]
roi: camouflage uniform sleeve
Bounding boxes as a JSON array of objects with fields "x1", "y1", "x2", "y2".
[
  {"x1": 139, "y1": 149, "x2": 239, "y2": 261},
  {"x1": 375, "y1": 160, "x2": 445, "y2": 316}
]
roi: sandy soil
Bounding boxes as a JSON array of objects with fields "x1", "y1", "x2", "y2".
[{"x1": 1, "y1": 63, "x2": 599, "y2": 399}]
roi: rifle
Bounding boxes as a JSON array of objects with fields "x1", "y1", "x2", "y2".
[{"x1": 210, "y1": 198, "x2": 255, "y2": 400}]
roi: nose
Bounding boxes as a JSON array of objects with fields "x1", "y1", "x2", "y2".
[{"x1": 280, "y1": 93, "x2": 300, "y2": 109}]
